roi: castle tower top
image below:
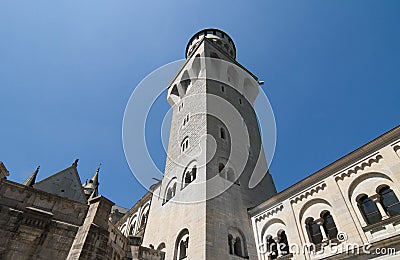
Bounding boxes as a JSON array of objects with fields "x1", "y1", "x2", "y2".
[{"x1": 186, "y1": 28, "x2": 236, "y2": 59}]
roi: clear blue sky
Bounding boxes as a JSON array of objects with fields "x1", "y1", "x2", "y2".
[{"x1": 1, "y1": 1, "x2": 399, "y2": 208}]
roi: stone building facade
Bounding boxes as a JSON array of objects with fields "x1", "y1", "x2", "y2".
[
  {"x1": 0, "y1": 161, "x2": 163, "y2": 260},
  {"x1": 116, "y1": 29, "x2": 400, "y2": 260},
  {"x1": 250, "y1": 126, "x2": 400, "y2": 260},
  {"x1": 1, "y1": 29, "x2": 399, "y2": 259}
]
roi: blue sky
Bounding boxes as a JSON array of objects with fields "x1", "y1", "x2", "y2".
[{"x1": 1, "y1": 1, "x2": 399, "y2": 208}]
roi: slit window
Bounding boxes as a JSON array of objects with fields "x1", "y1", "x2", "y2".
[
  {"x1": 220, "y1": 128, "x2": 226, "y2": 140},
  {"x1": 183, "y1": 114, "x2": 190, "y2": 127}
]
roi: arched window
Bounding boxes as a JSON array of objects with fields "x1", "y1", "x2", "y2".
[
  {"x1": 181, "y1": 137, "x2": 189, "y2": 153},
  {"x1": 171, "y1": 85, "x2": 179, "y2": 97},
  {"x1": 120, "y1": 223, "x2": 127, "y2": 235},
  {"x1": 182, "y1": 162, "x2": 197, "y2": 189},
  {"x1": 358, "y1": 195, "x2": 382, "y2": 224},
  {"x1": 278, "y1": 231, "x2": 289, "y2": 255},
  {"x1": 140, "y1": 208, "x2": 149, "y2": 229},
  {"x1": 174, "y1": 229, "x2": 189, "y2": 260},
  {"x1": 305, "y1": 218, "x2": 323, "y2": 244},
  {"x1": 265, "y1": 235, "x2": 277, "y2": 259},
  {"x1": 180, "y1": 70, "x2": 191, "y2": 94},
  {"x1": 234, "y1": 237, "x2": 243, "y2": 256},
  {"x1": 379, "y1": 186, "x2": 400, "y2": 217},
  {"x1": 192, "y1": 54, "x2": 201, "y2": 78},
  {"x1": 129, "y1": 220, "x2": 136, "y2": 235},
  {"x1": 227, "y1": 228, "x2": 247, "y2": 258},
  {"x1": 220, "y1": 128, "x2": 226, "y2": 140},
  {"x1": 321, "y1": 211, "x2": 338, "y2": 239},
  {"x1": 164, "y1": 178, "x2": 177, "y2": 204}
]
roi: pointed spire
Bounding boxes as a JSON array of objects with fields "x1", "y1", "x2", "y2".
[
  {"x1": 23, "y1": 166, "x2": 40, "y2": 187},
  {"x1": 91, "y1": 163, "x2": 100, "y2": 197},
  {"x1": 92, "y1": 163, "x2": 100, "y2": 186},
  {"x1": 83, "y1": 163, "x2": 101, "y2": 200}
]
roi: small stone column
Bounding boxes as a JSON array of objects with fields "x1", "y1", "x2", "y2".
[
  {"x1": 273, "y1": 237, "x2": 281, "y2": 257},
  {"x1": 229, "y1": 238, "x2": 235, "y2": 255},
  {"x1": 315, "y1": 218, "x2": 328, "y2": 241},
  {"x1": 370, "y1": 194, "x2": 389, "y2": 220}
]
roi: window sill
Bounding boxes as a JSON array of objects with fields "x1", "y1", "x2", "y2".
[
  {"x1": 362, "y1": 214, "x2": 400, "y2": 231},
  {"x1": 278, "y1": 253, "x2": 293, "y2": 259},
  {"x1": 309, "y1": 238, "x2": 340, "y2": 251},
  {"x1": 228, "y1": 255, "x2": 249, "y2": 259}
]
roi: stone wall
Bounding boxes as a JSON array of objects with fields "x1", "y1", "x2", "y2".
[
  {"x1": 0, "y1": 178, "x2": 131, "y2": 260},
  {"x1": 0, "y1": 178, "x2": 88, "y2": 259}
]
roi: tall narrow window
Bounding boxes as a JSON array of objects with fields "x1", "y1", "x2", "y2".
[
  {"x1": 129, "y1": 225, "x2": 135, "y2": 236},
  {"x1": 379, "y1": 186, "x2": 400, "y2": 217},
  {"x1": 234, "y1": 237, "x2": 243, "y2": 257},
  {"x1": 321, "y1": 212, "x2": 338, "y2": 239},
  {"x1": 278, "y1": 231, "x2": 289, "y2": 255},
  {"x1": 165, "y1": 179, "x2": 177, "y2": 204},
  {"x1": 179, "y1": 238, "x2": 188, "y2": 259},
  {"x1": 358, "y1": 195, "x2": 382, "y2": 224},
  {"x1": 182, "y1": 163, "x2": 197, "y2": 189},
  {"x1": 181, "y1": 137, "x2": 189, "y2": 153},
  {"x1": 306, "y1": 218, "x2": 323, "y2": 244},
  {"x1": 228, "y1": 235, "x2": 234, "y2": 255},
  {"x1": 220, "y1": 128, "x2": 226, "y2": 140},
  {"x1": 175, "y1": 229, "x2": 189, "y2": 260},
  {"x1": 266, "y1": 236, "x2": 277, "y2": 259},
  {"x1": 183, "y1": 114, "x2": 190, "y2": 127}
]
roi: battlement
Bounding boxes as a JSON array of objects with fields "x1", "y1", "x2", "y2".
[{"x1": 186, "y1": 28, "x2": 236, "y2": 59}]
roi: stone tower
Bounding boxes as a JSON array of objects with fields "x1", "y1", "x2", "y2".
[{"x1": 142, "y1": 29, "x2": 277, "y2": 259}]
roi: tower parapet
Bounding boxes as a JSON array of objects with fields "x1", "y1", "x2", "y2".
[{"x1": 185, "y1": 28, "x2": 236, "y2": 59}]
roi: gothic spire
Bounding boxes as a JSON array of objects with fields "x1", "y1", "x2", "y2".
[
  {"x1": 23, "y1": 166, "x2": 40, "y2": 187},
  {"x1": 92, "y1": 163, "x2": 100, "y2": 187},
  {"x1": 83, "y1": 163, "x2": 100, "y2": 200}
]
